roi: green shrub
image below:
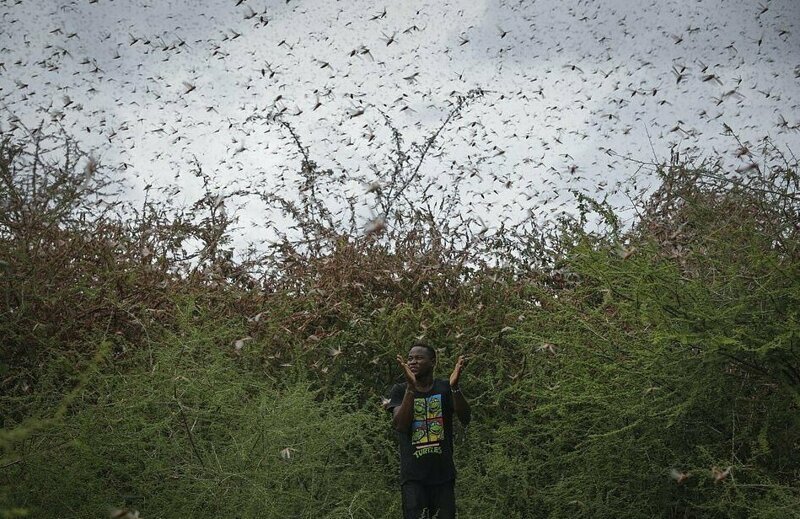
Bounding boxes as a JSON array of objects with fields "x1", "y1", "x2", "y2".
[{"x1": 2, "y1": 121, "x2": 798, "y2": 518}]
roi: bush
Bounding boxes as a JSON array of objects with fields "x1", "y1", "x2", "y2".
[{"x1": 1, "y1": 118, "x2": 798, "y2": 518}]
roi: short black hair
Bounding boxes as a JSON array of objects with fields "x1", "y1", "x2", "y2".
[{"x1": 410, "y1": 341, "x2": 436, "y2": 360}]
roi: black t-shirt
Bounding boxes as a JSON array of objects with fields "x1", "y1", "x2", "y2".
[{"x1": 386, "y1": 379, "x2": 456, "y2": 485}]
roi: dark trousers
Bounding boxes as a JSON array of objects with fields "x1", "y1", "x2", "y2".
[{"x1": 401, "y1": 479, "x2": 456, "y2": 519}]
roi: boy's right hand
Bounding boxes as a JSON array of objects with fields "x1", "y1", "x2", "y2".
[{"x1": 396, "y1": 354, "x2": 418, "y2": 392}]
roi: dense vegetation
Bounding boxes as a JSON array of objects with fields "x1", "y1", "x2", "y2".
[{"x1": 1, "y1": 117, "x2": 798, "y2": 518}]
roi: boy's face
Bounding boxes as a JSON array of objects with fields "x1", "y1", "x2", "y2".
[{"x1": 407, "y1": 346, "x2": 435, "y2": 378}]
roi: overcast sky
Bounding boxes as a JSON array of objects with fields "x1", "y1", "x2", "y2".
[{"x1": 1, "y1": 0, "x2": 798, "y2": 248}]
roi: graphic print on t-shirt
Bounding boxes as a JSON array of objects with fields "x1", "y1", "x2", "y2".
[{"x1": 411, "y1": 394, "x2": 444, "y2": 458}]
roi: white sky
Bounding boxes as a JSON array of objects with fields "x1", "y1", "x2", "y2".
[{"x1": 1, "y1": 0, "x2": 798, "y2": 250}]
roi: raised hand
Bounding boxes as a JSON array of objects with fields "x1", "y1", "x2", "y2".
[
  {"x1": 450, "y1": 355, "x2": 466, "y2": 389},
  {"x1": 396, "y1": 354, "x2": 418, "y2": 391}
]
